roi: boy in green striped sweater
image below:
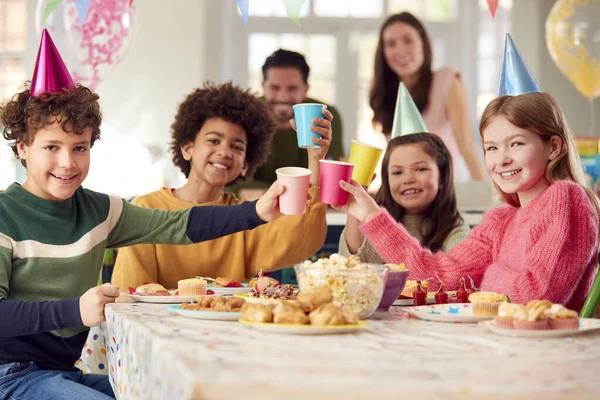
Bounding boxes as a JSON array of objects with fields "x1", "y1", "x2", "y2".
[{"x1": 0, "y1": 30, "x2": 285, "y2": 400}]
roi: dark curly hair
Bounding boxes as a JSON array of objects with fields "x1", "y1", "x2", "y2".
[
  {"x1": 1, "y1": 83, "x2": 102, "y2": 167},
  {"x1": 375, "y1": 133, "x2": 463, "y2": 253},
  {"x1": 170, "y1": 81, "x2": 276, "y2": 184}
]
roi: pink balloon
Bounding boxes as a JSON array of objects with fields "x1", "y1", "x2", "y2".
[{"x1": 36, "y1": 0, "x2": 138, "y2": 90}]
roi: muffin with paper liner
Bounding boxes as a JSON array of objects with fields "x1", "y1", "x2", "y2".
[
  {"x1": 177, "y1": 278, "x2": 207, "y2": 296},
  {"x1": 513, "y1": 300, "x2": 551, "y2": 330},
  {"x1": 468, "y1": 291, "x2": 508, "y2": 316},
  {"x1": 493, "y1": 302, "x2": 523, "y2": 329},
  {"x1": 544, "y1": 304, "x2": 579, "y2": 330}
]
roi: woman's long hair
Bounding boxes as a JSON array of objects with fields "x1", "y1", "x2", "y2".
[
  {"x1": 480, "y1": 92, "x2": 600, "y2": 251},
  {"x1": 375, "y1": 133, "x2": 463, "y2": 252},
  {"x1": 369, "y1": 12, "x2": 434, "y2": 136}
]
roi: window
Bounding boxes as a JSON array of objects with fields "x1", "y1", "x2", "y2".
[
  {"x1": 0, "y1": 0, "x2": 27, "y2": 190},
  {"x1": 226, "y1": 0, "x2": 492, "y2": 162},
  {"x1": 476, "y1": 0, "x2": 513, "y2": 116}
]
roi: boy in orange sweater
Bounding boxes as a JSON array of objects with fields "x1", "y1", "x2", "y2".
[{"x1": 111, "y1": 82, "x2": 332, "y2": 289}]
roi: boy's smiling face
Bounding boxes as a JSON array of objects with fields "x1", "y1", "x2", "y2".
[
  {"x1": 181, "y1": 117, "x2": 249, "y2": 188},
  {"x1": 18, "y1": 120, "x2": 92, "y2": 201}
]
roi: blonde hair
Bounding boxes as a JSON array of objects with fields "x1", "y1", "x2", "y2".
[{"x1": 480, "y1": 92, "x2": 600, "y2": 250}]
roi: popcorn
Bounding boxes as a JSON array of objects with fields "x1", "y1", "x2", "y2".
[{"x1": 296, "y1": 254, "x2": 386, "y2": 318}]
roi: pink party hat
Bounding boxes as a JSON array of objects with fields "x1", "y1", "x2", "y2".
[{"x1": 30, "y1": 29, "x2": 75, "y2": 96}]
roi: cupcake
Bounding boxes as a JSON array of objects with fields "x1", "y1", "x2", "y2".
[
  {"x1": 493, "y1": 302, "x2": 520, "y2": 329},
  {"x1": 545, "y1": 304, "x2": 579, "y2": 330},
  {"x1": 468, "y1": 291, "x2": 507, "y2": 316},
  {"x1": 177, "y1": 278, "x2": 207, "y2": 296},
  {"x1": 513, "y1": 301, "x2": 550, "y2": 330},
  {"x1": 400, "y1": 280, "x2": 429, "y2": 298}
]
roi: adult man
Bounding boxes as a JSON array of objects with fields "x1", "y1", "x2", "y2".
[{"x1": 233, "y1": 49, "x2": 344, "y2": 197}]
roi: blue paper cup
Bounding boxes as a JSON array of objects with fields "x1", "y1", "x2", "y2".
[{"x1": 292, "y1": 103, "x2": 327, "y2": 149}]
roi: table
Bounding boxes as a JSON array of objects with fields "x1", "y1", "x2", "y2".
[{"x1": 90, "y1": 303, "x2": 600, "y2": 400}]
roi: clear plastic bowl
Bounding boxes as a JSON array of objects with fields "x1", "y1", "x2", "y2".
[{"x1": 294, "y1": 263, "x2": 389, "y2": 318}]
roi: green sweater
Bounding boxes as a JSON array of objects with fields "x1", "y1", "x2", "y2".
[{"x1": 0, "y1": 183, "x2": 265, "y2": 370}]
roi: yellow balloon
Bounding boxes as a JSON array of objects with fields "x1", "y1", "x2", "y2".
[{"x1": 546, "y1": 0, "x2": 600, "y2": 100}]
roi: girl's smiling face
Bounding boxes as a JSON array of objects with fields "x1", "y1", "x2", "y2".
[
  {"x1": 483, "y1": 116, "x2": 561, "y2": 206},
  {"x1": 387, "y1": 143, "x2": 440, "y2": 214}
]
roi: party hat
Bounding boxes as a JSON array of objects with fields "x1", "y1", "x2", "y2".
[
  {"x1": 391, "y1": 82, "x2": 429, "y2": 138},
  {"x1": 30, "y1": 29, "x2": 75, "y2": 97},
  {"x1": 497, "y1": 33, "x2": 541, "y2": 96}
]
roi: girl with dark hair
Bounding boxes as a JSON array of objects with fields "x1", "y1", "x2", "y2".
[
  {"x1": 369, "y1": 12, "x2": 485, "y2": 181},
  {"x1": 339, "y1": 133, "x2": 469, "y2": 262}
]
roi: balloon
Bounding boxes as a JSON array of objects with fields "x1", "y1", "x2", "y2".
[
  {"x1": 35, "y1": 0, "x2": 138, "y2": 91},
  {"x1": 546, "y1": 0, "x2": 600, "y2": 101}
]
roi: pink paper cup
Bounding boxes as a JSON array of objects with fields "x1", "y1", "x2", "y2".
[
  {"x1": 319, "y1": 160, "x2": 354, "y2": 206},
  {"x1": 276, "y1": 167, "x2": 312, "y2": 215}
]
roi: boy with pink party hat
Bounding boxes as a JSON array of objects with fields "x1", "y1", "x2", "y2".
[{"x1": 0, "y1": 30, "x2": 287, "y2": 399}]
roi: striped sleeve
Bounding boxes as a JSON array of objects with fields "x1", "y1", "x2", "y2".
[
  {"x1": 0, "y1": 237, "x2": 84, "y2": 336},
  {"x1": 107, "y1": 197, "x2": 266, "y2": 248}
]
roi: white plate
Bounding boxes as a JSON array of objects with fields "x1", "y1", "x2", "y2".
[
  {"x1": 393, "y1": 291, "x2": 458, "y2": 306},
  {"x1": 479, "y1": 318, "x2": 600, "y2": 338},
  {"x1": 239, "y1": 319, "x2": 369, "y2": 335},
  {"x1": 123, "y1": 291, "x2": 220, "y2": 304},
  {"x1": 167, "y1": 305, "x2": 241, "y2": 320},
  {"x1": 233, "y1": 293, "x2": 298, "y2": 305},
  {"x1": 207, "y1": 283, "x2": 251, "y2": 296},
  {"x1": 403, "y1": 303, "x2": 492, "y2": 323}
]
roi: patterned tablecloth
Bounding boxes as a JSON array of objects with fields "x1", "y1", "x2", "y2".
[{"x1": 82, "y1": 303, "x2": 600, "y2": 400}]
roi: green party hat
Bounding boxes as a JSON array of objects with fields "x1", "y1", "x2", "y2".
[{"x1": 391, "y1": 82, "x2": 429, "y2": 138}]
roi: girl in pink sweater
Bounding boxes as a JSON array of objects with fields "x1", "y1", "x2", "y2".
[{"x1": 335, "y1": 92, "x2": 600, "y2": 311}]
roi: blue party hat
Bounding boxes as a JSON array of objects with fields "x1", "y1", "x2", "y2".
[
  {"x1": 498, "y1": 33, "x2": 541, "y2": 96},
  {"x1": 391, "y1": 82, "x2": 429, "y2": 138}
]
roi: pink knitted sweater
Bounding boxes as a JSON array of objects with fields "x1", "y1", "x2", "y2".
[{"x1": 361, "y1": 181, "x2": 598, "y2": 311}]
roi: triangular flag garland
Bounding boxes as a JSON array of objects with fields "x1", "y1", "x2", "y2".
[
  {"x1": 487, "y1": 0, "x2": 499, "y2": 18},
  {"x1": 42, "y1": 0, "x2": 64, "y2": 24},
  {"x1": 236, "y1": 0, "x2": 249, "y2": 27},
  {"x1": 129, "y1": 0, "x2": 134, "y2": 6},
  {"x1": 281, "y1": 0, "x2": 306, "y2": 26},
  {"x1": 73, "y1": 0, "x2": 92, "y2": 25}
]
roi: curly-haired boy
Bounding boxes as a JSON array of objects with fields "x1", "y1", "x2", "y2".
[
  {"x1": 111, "y1": 81, "x2": 332, "y2": 290},
  {"x1": 0, "y1": 30, "x2": 284, "y2": 399}
]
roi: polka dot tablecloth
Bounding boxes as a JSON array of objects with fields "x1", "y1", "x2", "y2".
[{"x1": 79, "y1": 304, "x2": 600, "y2": 400}]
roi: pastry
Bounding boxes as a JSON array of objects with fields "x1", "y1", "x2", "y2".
[
  {"x1": 468, "y1": 291, "x2": 507, "y2": 316},
  {"x1": 177, "y1": 278, "x2": 207, "y2": 296},
  {"x1": 493, "y1": 302, "x2": 521, "y2": 329},
  {"x1": 213, "y1": 277, "x2": 244, "y2": 288},
  {"x1": 308, "y1": 303, "x2": 345, "y2": 326},
  {"x1": 241, "y1": 303, "x2": 273, "y2": 323},
  {"x1": 296, "y1": 286, "x2": 333, "y2": 313},
  {"x1": 135, "y1": 283, "x2": 170, "y2": 296},
  {"x1": 513, "y1": 300, "x2": 550, "y2": 330},
  {"x1": 545, "y1": 304, "x2": 579, "y2": 330}
]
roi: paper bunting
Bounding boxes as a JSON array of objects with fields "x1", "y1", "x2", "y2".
[
  {"x1": 74, "y1": 0, "x2": 92, "y2": 24},
  {"x1": 236, "y1": 0, "x2": 249, "y2": 27},
  {"x1": 281, "y1": 0, "x2": 306, "y2": 26},
  {"x1": 487, "y1": 0, "x2": 499, "y2": 18},
  {"x1": 42, "y1": 0, "x2": 63, "y2": 24}
]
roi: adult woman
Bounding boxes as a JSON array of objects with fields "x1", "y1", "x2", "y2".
[{"x1": 369, "y1": 12, "x2": 486, "y2": 182}]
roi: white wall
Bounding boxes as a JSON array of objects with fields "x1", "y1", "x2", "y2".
[
  {"x1": 23, "y1": 0, "x2": 210, "y2": 189},
  {"x1": 512, "y1": 0, "x2": 600, "y2": 137}
]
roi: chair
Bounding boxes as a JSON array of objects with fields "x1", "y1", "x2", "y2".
[{"x1": 580, "y1": 263, "x2": 600, "y2": 318}]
